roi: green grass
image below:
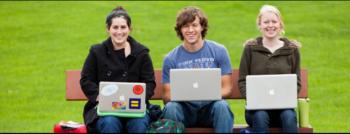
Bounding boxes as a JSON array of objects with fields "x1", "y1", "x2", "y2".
[{"x1": 0, "y1": 1, "x2": 349, "y2": 132}]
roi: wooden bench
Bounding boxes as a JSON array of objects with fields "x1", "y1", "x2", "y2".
[{"x1": 66, "y1": 69, "x2": 313, "y2": 133}]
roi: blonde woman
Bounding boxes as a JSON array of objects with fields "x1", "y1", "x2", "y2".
[{"x1": 238, "y1": 5, "x2": 301, "y2": 133}]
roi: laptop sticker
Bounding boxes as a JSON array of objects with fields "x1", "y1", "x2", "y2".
[
  {"x1": 101, "y1": 84, "x2": 119, "y2": 96},
  {"x1": 112, "y1": 101, "x2": 126, "y2": 110},
  {"x1": 119, "y1": 95, "x2": 125, "y2": 101},
  {"x1": 133, "y1": 85, "x2": 144, "y2": 95},
  {"x1": 129, "y1": 98, "x2": 141, "y2": 109}
]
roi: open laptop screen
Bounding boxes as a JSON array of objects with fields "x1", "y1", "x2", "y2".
[
  {"x1": 246, "y1": 74, "x2": 297, "y2": 110},
  {"x1": 170, "y1": 68, "x2": 221, "y2": 101}
]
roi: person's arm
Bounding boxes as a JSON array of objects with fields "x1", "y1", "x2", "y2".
[
  {"x1": 161, "y1": 56, "x2": 172, "y2": 104},
  {"x1": 238, "y1": 45, "x2": 251, "y2": 98},
  {"x1": 140, "y1": 53, "x2": 156, "y2": 101},
  {"x1": 218, "y1": 45, "x2": 233, "y2": 98},
  {"x1": 221, "y1": 74, "x2": 232, "y2": 98},
  {"x1": 162, "y1": 84, "x2": 171, "y2": 104},
  {"x1": 80, "y1": 46, "x2": 99, "y2": 102},
  {"x1": 293, "y1": 48, "x2": 301, "y2": 93}
]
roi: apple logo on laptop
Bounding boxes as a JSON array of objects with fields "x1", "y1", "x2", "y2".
[
  {"x1": 193, "y1": 82, "x2": 199, "y2": 89},
  {"x1": 269, "y1": 89, "x2": 275, "y2": 95}
]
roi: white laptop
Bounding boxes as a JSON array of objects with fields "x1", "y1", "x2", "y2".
[
  {"x1": 170, "y1": 68, "x2": 221, "y2": 101},
  {"x1": 97, "y1": 82, "x2": 146, "y2": 117},
  {"x1": 246, "y1": 74, "x2": 297, "y2": 110}
]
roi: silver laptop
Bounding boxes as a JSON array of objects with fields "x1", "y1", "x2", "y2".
[
  {"x1": 246, "y1": 74, "x2": 297, "y2": 110},
  {"x1": 97, "y1": 82, "x2": 146, "y2": 117},
  {"x1": 170, "y1": 68, "x2": 221, "y2": 101}
]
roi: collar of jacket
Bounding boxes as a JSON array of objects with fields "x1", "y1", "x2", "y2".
[
  {"x1": 250, "y1": 37, "x2": 295, "y2": 56},
  {"x1": 102, "y1": 36, "x2": 149, "y2": 57}
]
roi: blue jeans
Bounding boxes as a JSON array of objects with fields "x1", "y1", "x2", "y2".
[
  {"x1": 96, "y1": 114, "x2": 150, "y2": 133},
  {"x1": 245, "y1": 109, "x2": 297, "y2": 133},
  {"x1": 162, "y1": 100, "x2": 234, "y2": 133}
]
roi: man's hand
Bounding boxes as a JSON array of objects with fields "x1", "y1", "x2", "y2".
[
  {"x1": 221, "y1": 74, "x2": 233, "y2": 98},
  {"x1": 162, "y1": 84, "x2": 171, "y2": 104}
]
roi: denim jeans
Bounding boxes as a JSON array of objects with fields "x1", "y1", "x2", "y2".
[
  {"x1": 96, "y1": 114, "x2": 150, "y2": 133},
  {"x1": 245, "y1": 109, "x2": 297, "y2": 133},
  {"x1": 162, "y1": 100, "x2": 234, "y2": 133}
]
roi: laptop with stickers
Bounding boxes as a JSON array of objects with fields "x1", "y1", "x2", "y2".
[{"x1": 97, "y1": 82, "x2": 146, "y2": 118}]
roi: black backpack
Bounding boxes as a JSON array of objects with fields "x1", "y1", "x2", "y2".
[{"x1": 148, "y1": 104, "x2": 162, "y2": 121}]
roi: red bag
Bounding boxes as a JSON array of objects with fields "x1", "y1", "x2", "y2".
[{"x1": 53, "y1": 121, "x2": 86, "y2": 133}]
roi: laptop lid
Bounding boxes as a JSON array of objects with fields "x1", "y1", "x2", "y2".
[
  {"x1": 246, "y1": 74, "x2": 297, "y2": 110},
  {"x1": 97, "y1": 82, "x2": 146, "y2": 117},
  {"x1": 170, "y1": 68, "x2": 221, "y2": 101}
]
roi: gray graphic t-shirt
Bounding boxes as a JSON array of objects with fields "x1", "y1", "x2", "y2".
[{"x1": 162, "y1": 40, "x2": 232, "y2": 84}]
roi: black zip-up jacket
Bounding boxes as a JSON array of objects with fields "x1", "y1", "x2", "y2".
[{"x1": 80, "y1": 36, "x2": 156, "y2": 133}]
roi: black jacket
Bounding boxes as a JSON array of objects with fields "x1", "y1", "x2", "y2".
[{"x1": 80, "y1": 36, "x2": 156, "y2": 133}]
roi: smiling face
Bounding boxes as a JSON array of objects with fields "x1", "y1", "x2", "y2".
[
  {"x1": 258, "y1": 11, "x2": 283, "y2": 39},
  {"x1": 107, "y1": 17, "x2": 130, "y2": 46},
  {"x1": 180, "y1": 17, "x2": 203, "y2": 46}
]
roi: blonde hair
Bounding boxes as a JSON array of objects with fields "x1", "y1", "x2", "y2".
[{"x1": 256, "y1": 5, "x2": 285, "y2": 34}]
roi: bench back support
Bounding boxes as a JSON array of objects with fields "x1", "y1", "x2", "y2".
[{"x1": 66, "y1": 69, "x2": 308, "y2": 101}]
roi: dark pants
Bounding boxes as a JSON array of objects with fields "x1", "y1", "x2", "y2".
[{"x1": 245, "y1": 109, "x2": 297, "y2": 133}]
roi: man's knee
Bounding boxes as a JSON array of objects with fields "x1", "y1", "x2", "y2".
[
  {"x1": 212, "y1": 100, "x2": 233, "y2": 119},
  {"x1": 162, "y1": 102, "x2": 185, "y2": 121},
  {"x1": 164, "y1": 102, "x2": 182, "y2": 111},
  {"x1": 212, "y1": 100, "x2": 230, "y2": 111},
  {"x1": 163, "y1": 102, "x2": 182, "y2": 116}
]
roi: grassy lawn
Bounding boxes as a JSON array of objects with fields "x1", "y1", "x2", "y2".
[{"x1": 0, "y1": 1, "x2": 349, "y2": 132}]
